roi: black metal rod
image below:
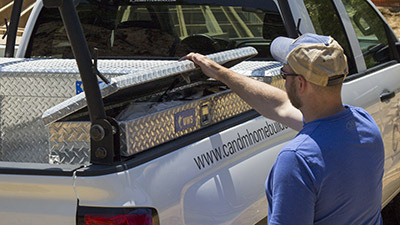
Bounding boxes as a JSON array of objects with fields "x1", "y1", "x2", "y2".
[
  {"x1": 277, "y1": 0, "x2": 297, "y2": 38},
  {"x1": 58, "y1": 0, "x2": 107, "y2": 122},
  {"x1": 4, "y1": 0, "x2": 23, "y2": 57}
]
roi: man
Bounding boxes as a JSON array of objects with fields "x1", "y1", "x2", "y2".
[{"x1": 182, "y1": 33, "x2": 384, "y2": 224}]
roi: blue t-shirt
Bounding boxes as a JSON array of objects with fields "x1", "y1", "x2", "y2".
[{"x1": 265, "y1": 105, "x2": 384, "y2": 225}]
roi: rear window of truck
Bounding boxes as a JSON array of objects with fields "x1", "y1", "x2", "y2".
[{"x1": 26, "y1": 0, "x2": 287, "y2": 60}]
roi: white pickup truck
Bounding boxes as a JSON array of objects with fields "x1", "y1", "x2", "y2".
[{"x1": 0, "y1": 0, "x2": 400, "y2": 224}]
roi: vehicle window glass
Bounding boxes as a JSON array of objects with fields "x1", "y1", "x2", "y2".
[
  {"x1": 27, "y1": 0, "x2": 287, "y2": 60},
  {"x1": 342, "y1": 0, "x2": 391, "y2": 68},
  {"x1": 304, "y1": 0, "x2": 356, "y2": 74}
]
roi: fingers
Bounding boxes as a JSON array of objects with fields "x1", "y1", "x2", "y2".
[
  {"x1": 179, "y1": 52, "x2": 198, "y2": 62},
  {"x1": 179, "y1": 52, "x2": 220, "y2": 80},
  {"x1": 179, "y1": 52, "x2": 208, "y2": 65}
]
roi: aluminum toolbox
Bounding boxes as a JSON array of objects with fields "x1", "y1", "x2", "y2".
[
  {"x1": 0, "y1": 47, "x2": 283, "y2": 164},
  {"x1": 0, "y1": 57, "x2": 171, "y2": 163}
]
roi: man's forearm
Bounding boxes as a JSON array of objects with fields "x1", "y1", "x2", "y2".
[
  {"x1": 214, "y1": 66, "x2": 302, "y2": 131},
  {"x1": 183, "y1": 53, "x2": 303, "y2": 131}
]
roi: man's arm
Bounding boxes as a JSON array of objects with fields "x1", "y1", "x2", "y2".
[
  {"x1": 182, "y1": 53, "x2": 303, "y2": 131},
  {"x1": 266, "y1": 151, "x2": 316, "y2": 225}
]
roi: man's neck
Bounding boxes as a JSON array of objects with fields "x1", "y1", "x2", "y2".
[{"x1": 301, "y1": 101, "x2": 344, "y2": 123}]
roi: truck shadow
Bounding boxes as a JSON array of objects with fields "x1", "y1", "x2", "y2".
[{"x1": 382, "y1": 193, "x2": 400, "y2": 224}]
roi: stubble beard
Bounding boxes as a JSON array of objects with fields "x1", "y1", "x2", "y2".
[{"x1": 287, "y1": 80, "x2": 303, "y2": 109}]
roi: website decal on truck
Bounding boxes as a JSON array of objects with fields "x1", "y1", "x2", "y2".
[{"x1": 194, "y1": 120, "x2": 288, "y2": 170}]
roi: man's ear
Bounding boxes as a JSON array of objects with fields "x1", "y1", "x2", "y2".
[{"x1": 297, "y1": 76, "x2": 307, "y2": 94}]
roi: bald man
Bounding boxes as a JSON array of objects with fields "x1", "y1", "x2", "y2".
[{"x1": 182, "y1": 33, "x2": 384, "y2": 225}]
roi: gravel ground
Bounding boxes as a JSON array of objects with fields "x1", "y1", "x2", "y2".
[{"x1": 378, "y1": 6, "x2": 400, "y2": 37}]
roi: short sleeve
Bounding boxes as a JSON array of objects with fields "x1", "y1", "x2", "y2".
[{"x1": 266, "y1": 150, "x2": 317, "y2": 225}]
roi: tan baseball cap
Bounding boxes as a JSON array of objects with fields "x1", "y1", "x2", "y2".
[{"x1": 270, "y1": 33, "x2": 349, "y2": 86}]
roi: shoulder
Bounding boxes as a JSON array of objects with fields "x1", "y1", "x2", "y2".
[
  {"x1": 276, "y1": 149, "x2": 309, "y2": 167},
  {"x1": 346, "y1": 105, "x2": 376, "y2": 124},
  {"x1": 282, "y1": 127, "x2": 321, "y2": 157},
  {"x1": 276, "y1": 131, "x2": 326, "y2": 181},
  {"x1": 277, "y1": 133, "x2": 322, "y2": 170},
  {"x1": 272, "y1": 149, "x2": 318, "y2": 190},
  {"x1": 346, "y1": 104, "x2": 367, "y2": 114},
  {"x1": 345, "y1": 105, "x2": 382, "y2": 136}
]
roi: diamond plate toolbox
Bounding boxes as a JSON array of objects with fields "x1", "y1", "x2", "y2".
[
  {"x1": 0, "y1": 47, "x2": 284, "y2": 165},
  {"x1": 0, "y1": 58, "x2": 170, "y2": 163}
]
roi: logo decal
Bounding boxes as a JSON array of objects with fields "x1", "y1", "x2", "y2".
[
  {"x1": 76, "y1": 81, "x2": 103, "y2": 95},
  {"x1": 174, "y1": 108, "x2": 196, "y2": 132}
]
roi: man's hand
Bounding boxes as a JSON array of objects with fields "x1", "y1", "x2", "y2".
[{"x1": 180, "y1": 53, "x2": 224, "y2": 81}]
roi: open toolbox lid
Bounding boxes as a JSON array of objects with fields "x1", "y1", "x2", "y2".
[{"x1": 42, "y1": 47, "x2": 258, "y2": 125}]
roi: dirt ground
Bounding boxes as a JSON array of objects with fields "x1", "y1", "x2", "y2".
[{"x1": 378, "y1": 6, "x2": 400, "y2": 37}]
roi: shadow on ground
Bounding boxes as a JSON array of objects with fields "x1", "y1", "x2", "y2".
[{"x1": 382, "y1": 193, "x2": 400, "y2": 224}]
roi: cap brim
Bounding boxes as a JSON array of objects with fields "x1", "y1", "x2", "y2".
[{"x1": 270, "y1": 36, "x2": 295, "y2": 64}]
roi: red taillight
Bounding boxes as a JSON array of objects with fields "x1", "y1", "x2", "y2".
[
  {"x1": 77, "y1": 207, "x2": 159, "y2": 225},
  {"x1": 84, "y1": 214, "x2": 153, "y2": 225}
]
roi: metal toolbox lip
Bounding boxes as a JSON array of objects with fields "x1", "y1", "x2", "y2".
[
  {"x1": 42, "y1": 47, "x2": 258, "y2": 125},
  {"x1": 0, "y1": 57, "x2": 173, "y2": 73}
]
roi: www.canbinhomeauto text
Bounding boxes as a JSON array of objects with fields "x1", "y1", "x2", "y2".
[{"x1": 194, "y1": 121, "x2": 289, "y2": 170}]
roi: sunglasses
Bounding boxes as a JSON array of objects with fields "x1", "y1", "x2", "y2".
[{"x1": 280, "y1": 68, "x2": 299, "y2": 80}]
